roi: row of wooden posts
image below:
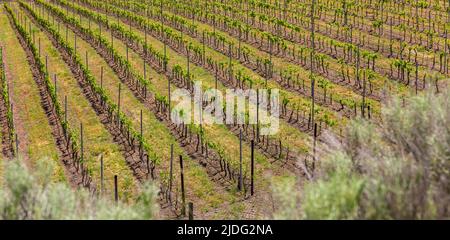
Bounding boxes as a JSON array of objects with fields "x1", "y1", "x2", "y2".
[
  {"x1": 107, "y1": 144, "x2": 254, "y2": 220},
  {"x1": 106, "y1": 137, "x2": 256, "y2": 219}
]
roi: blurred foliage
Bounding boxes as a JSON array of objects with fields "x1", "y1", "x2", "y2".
[
  {"x1": 273, "y1": 88, "x2": 450, "y2": 219},
  {"x1": 0, "y1": 159, "x2": 159, "y2": 220}
]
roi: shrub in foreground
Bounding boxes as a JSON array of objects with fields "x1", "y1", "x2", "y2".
[
  {"x1": 0, "y1": 159, "x2": 159, "y2": 220},
  {"x1": 273, "y1": 89, "x2": 450, "y2": 219}
]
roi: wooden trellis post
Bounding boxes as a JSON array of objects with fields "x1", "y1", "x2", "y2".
[
  {"x1": 202, "y1": 31, "x2": 206, "y2": 62},
  {"x1": 187, "y1": 46, "x2": 190, "y2": 86},
  {"x1": 38, "y1": 37, "x2": 41, "y2": 57},
  {"x1": 251, "y1": 140, "x2": 255, "y2": 196},
  {"x1": 140, "y1": 109, "x2": 143, "y2": 138},
  {"x1": 146, "y1": 157, "x2": 151, "y2": 179},
  {"x1": 15, "y1": 133, "x2": 18, "y2": 159},
  {"x1": 256, "y1": 90, "x2": 259, "y2": 142},
  {"x1": 114, "y1": 175, "x2": 118, "y2": 203},
  {"x1": 188, "y1": 202, "x2": 194, "y2": 220},
  {"x1": 161, "y1": 4, "x2": 167, "y2": 72},
  {"x1": 144, "y1": 21, "x2": 147, "y2": 55},
  {"x1": 111, "y1": 29, "x2": 114, "y2": 49},
  {"x1": 168, "y1": 78, "x2": 171, "y2": 119},
  {"x1": 140, "y1": 109, "x2": 143, "y2": 159},
  {"x1": 86, "y1": 51, "x2": 88, "y2": 71},
  {"x1": 313, "y1": 123, "x2": 317, "y2": 172},
  {"x1": 238, "y1": 129, "x2": 243, "y2": 191},
  {"x1": 54, "y1": 74, "x2": 57, "y2": 106},
  {"x1": 100, "y1": 154, "x2": 104, "y2": 195},
  {"x1": 143, "y1": 61, "x2": 146, "y2": 80},
  {"x1": 80, "y1": 122, "x2": 84, "y2": 164},
  {"x1": 415, "y1": 51, "x2": 419, "y2": 95},
  {"x1": 64, "y1": 95, "x2": 67, "y2": 124},
  {"x1": 179, "y1": 155, "x2": 186, "y2": 216},
  {"x1": 117, "y1": 83, "x2": 121, "y2": 125},
  {"x1": 100, "y1": 66, "x2": 103, "y2": 89},
  {"x1": 169, "y1": 144, "x2": 174, "y2": 199},
  {"x1": 10, "y1": 104, "x2": 13, "y2": 131},
  {"x1": 310, "y1": 0, "x2": 316, "y2": 129},
  {"x1": 128, "y1": 15, "x2": 131, "y2": 32},
  {"x1": 214, "y1": 66, "x2": 219, "y2": 113},
  {"x1": 228, "y1": 43, "x2": 233, "y2": 82}
]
